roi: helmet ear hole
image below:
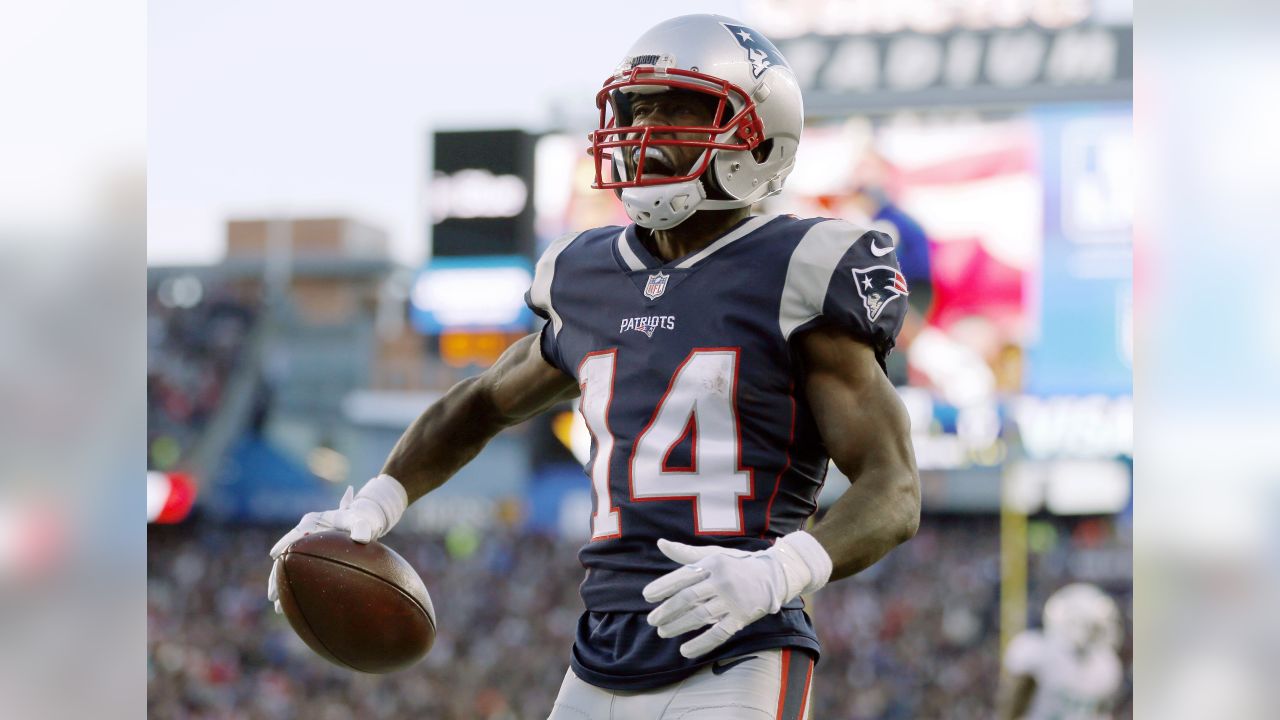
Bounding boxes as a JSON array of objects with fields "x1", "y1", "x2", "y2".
[{"x1": 752, "y1": 138, "x2": 775, "y2": 164}]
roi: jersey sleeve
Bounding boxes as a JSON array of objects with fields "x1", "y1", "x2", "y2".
[
  {"x1": 1002, "y1": 630, "x2": 1045, "y2": 676},
  {"x1": 779, "y1": 219, "x2": 909, "y2": 363},
  {"x1": 524, "y1": 231, "x2": 581, "y2": 376}
]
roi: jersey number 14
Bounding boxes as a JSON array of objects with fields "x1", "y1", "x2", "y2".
[{"x1": 578, "y1": 348, "x2": 753, "y2": 540}]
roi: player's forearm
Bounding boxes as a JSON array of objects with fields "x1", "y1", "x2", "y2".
[
  {"x1": 809, "y1": 463, "x2": 919, "y2": 582},
  {"x1": 380, "y1": 375, "x2": 509, "y2": 503}
]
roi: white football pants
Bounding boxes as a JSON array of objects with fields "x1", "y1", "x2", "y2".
[{"x1": 546, "y1": 649, "x2": 814, "y2": 720}]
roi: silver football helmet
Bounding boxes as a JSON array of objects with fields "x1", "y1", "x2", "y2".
[
  {"x1": 1043, "y1": 583, "x2": 1123, "y2": 652},
  {"x1": 588, "y1": 14, "x2": 804, "y2": 229}
]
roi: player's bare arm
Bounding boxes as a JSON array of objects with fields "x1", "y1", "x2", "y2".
[
  {"x1": 383, "y1": 332, "x2": 579, "y2": 502},
  {"x1": 267, "y1": 332, "x2": 575, "y2": 611},
  {"x1": 797, "y1": 325, "x2": 921, "y2": 580}
]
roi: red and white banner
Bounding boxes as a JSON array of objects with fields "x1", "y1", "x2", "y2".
[{"x1": 147, "y1": 471, "x2": 197, "y2": 524}]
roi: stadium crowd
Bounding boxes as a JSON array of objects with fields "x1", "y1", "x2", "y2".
[
  {"x1": 147, "y1": 283, "x2": 259, "y2": 469},
  {"x1": 147, "y1": 515, "x2": 1130, "y2": 719}
]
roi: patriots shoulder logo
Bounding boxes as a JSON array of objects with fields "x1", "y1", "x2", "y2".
[
  {"x1": 720, "y1": 23, "x2": 788, "y2": 79},
  {"x1": 852, "y1": 265, "x2": 909, "y2": 322}
]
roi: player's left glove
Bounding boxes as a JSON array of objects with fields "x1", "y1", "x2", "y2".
[{"x1": 642, "y1": 531, "x2": 833, "y2": 659}]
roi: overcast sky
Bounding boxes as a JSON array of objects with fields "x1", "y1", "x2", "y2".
[{"x1": 148, "y1": 1, "x2": 749, "y2": 266}]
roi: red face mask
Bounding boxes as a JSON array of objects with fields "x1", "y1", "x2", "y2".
[{"x1": 588, "y1": 65, "x2": 766, "y2": 191}]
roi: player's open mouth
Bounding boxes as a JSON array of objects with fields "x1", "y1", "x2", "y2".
[{"x1": 633, "y1": 147, "x2": 678, "y2": 178}]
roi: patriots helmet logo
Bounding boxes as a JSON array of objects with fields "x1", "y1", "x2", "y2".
[
  {"x1": 720, "y1": 23, "x2": 788, "y2": 79},
  {"x1": 852, "y1": 265, "x2": 909, "y2": 322}
]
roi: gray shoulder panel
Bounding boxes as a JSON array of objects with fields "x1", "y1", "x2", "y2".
[
  {"x1": 778, "y1": 219, "x2": 869, "y2": 340},
  {"x1": 530, "y1": 231, "x2": 583, "y2": 337}
]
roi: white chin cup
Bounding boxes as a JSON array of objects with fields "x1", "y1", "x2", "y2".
[{"x1": 620, "y1": 179, "x2": 706, "y2": 230}]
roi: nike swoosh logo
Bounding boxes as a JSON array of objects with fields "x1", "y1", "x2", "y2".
[
  {"x1": 711, "y1": 655, "x2": 759, "y2": 675},
  {"x1": 869, "y1": 239, "x2": 894, "y2": 257}
]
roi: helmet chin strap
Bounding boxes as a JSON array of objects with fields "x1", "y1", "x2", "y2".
[
  {"x1": 617, "y1": 146, "x2": 714, "y2": 230},
  {"x1": 621, "y1": 179, "x2": 707, "y2": 230},
  {"x1": 622, "y1": 175, "x2": 783, "y2": 229},
  {"x1": 617, "y1": 145, "x2": 786, "y2": 229},
  {"x1": 624, "y1": 176, "x2": 787, "y2": 230}
]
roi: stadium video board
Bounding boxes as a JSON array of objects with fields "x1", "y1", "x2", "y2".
[{"x1": 429, "y1": 129, "x2": 538, "y2": 259}]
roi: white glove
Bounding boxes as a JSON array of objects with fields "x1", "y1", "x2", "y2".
[
  {"x1": 642, "y1": 531, "x2": 833, "y2": 659},
  {"x1": 266, "y1": 474, "x2": 408, "y2": 613}
]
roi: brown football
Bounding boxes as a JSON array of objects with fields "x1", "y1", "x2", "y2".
[{"x1": 274, "y1": 530, "x2": 436, "y2": 673}]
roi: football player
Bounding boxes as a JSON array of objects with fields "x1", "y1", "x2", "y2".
[
  {"x1": 269, "y1": 14, "x2": 920, "y2": 719},
  {"x1": 998, "y1": 583, "x2": 1126, "y2": 720}
]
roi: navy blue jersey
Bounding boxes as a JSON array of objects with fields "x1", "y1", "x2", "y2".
[{"x1": 525, "y1": 214, "x2": 907, "y2": 690}]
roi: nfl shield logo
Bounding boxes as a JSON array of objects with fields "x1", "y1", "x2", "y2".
[{"x1": 644, "y1": 271, "x2": 670, "y2": 300}]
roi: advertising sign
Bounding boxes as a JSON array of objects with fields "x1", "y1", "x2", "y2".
[
  {"x1": 773, "y1": 24, "x2": 1132, "y2": 116},
  {"x1": 1025, "y1": 106, "x2": 1132, "y2": 396},
  {"x1": 430, "y1": 130, "x2": 537, "y2": 258}
]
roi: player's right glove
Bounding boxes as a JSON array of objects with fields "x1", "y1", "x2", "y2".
[{"x1": 266, "y1": 473, "x2": 408, "y2": 613}]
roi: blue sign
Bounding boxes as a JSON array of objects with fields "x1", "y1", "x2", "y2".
[
  {"x1": 409, "y1": 255, "x2": 535, "y2": 334},
  {"x1": 1025, "y1": 106, "x2": 1133, "y2": 396}
]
